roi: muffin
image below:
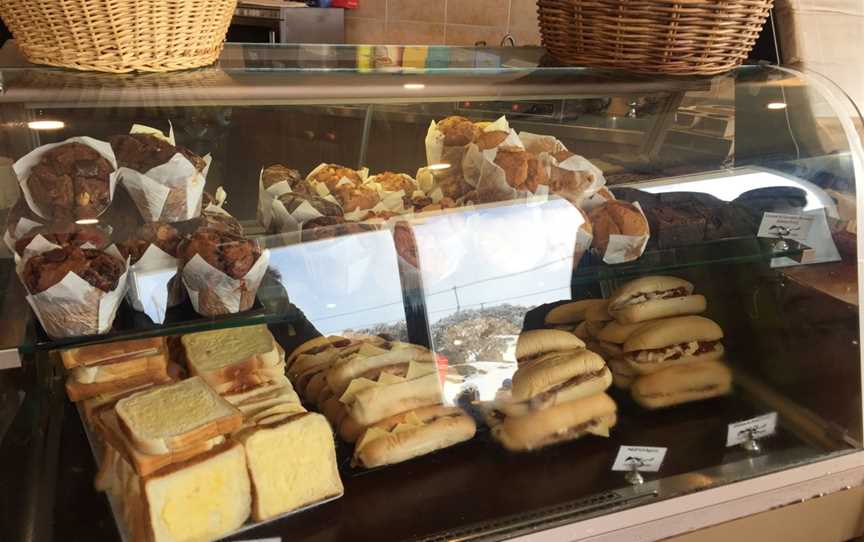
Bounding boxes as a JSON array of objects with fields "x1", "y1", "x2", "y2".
[
  {"x1": 474, "y1": 130, "x2": 509, "y2": 150},
  {"x1": 27, "y1": 143, "x2": 114, "y2": 220},
  {"x1": 111, "y1": 133, "x2": 206, "y2": 174},
  {"x1": 261, "y1": 164, "x2": 313, "y2": 195},
  {"x1": 14, "y1": 223, "x2": 109, "y2": 256},
  {"x1": 494, "y1": 147, "x2": 530, "y2": 189},
  {"x1": 334, "y1": 185, "x2": 380, "y2": 213},
  {"x1": 191, "y1": 209, "x2": 244, "y2": 236},
  {"x1": 438, "y1": 116, "x2": 479, "y2": 147},
  {"x1": 119, "y1": 223, "x2": 180, "y2": 264},
  {"x1": 276, "y1": 192, "x2": 343, "y2": 219},
  {"x1": 23, "y1": 246, "x2": 125, "y2": 294},
  {"x1": 179, "y1": 230, "x2": 261, "y2": 280},
  {"x1": 308, "y1": 164, "x2": 362, "y2": 193},
  {"x1": 524, "y1": 154, "x2": 549, "y2": 193},
  {"x1": 370, "y1": 172, "x2": 416, "y2": 193}
]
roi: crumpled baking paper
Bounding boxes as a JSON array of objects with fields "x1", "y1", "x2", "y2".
[
  {"x1": 182, "y1": 249, "x2": 270, "y2": 317},
  {"x1": 124, "y1": 243, "x2": 182, "y2": 324},
  {"x1": 119, "y1": 124, "x2": 211, "y2": 222},
  {"x1": 14, "y1": 136, "x2": 120, "y2": 221}
]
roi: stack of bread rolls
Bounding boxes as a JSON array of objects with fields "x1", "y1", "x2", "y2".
[
  {"x1": 548, "y1": 276, "x2": 733, "y2": 409},
  {"x1": 485, "y1": 329, "x2": 618, "y2": 451},
  {"x1": 287, "y1": 335, "x2": 476, "y2": 468}
]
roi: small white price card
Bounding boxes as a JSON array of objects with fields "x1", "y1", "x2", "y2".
[
  {"x1": 726, "y1": 412, "x2": 778, "y2": 447},
  {"x1": 612, "y1": 445, "x2": 667, "y2": 473},
  {"x1": 757, "y1": 212, "x2": 815, "y2": 242}
]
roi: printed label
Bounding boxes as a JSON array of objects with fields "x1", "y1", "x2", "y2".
[
  {"x1": 612, "y1": 445, "x2": 667, "y2": 473},
  {"x1": 757, "y1": 212, "x2": 815, "y2": 242},
  {"x1": 727, "y1": 412, "x2": 778, "y2": 447}
]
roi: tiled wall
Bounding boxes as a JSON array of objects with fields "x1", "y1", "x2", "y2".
[{"x1": 344, "y1": 0, "x2": 541, "y2": 47}]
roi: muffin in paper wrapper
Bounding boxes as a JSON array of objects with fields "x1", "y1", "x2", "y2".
[
  {"x1": 597, "y1": 201, "x2": 650, "y2": 265},
  {"x1": 19, "y1": 247, "x2": 129, "y2": 339},
  {"x1": 125, "y1": 244, "x2": 184, "y2": 325},
  {"x1": 519, "y1": 132, "x2": 606, "y2": 207},
  {"x1": 119, "y1": 124, "x2": 211, "y2": 223},
  {"x1": 257, "y1": 167, "x2": 296, "y2": 233},
  {"x1": 14, "y1": 233, "x2": 104, "y2": 266},
  {"x1": 461, "y1": 116, "x2": 523, "y2": 188},
  {"x1": 259, "y1": 170, "x2": 344, "y2": 238},
  {"x1": 181, "y1": 249, "x2": 270, "y2": 317},
  {"x1": 14, "y1": 136, "x2": 120, "y2": 221},
  {"x1": 343, "y1": 189, "x2": 409, "y2": 222},
  {"x1": 305, "y1": 163, "x2": 369, "y2": 197},
  {"x1": 4, "y1": 216, "x2": 45, "y2": 255}
]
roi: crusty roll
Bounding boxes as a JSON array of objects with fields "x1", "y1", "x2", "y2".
[
  {"x1": 345, "y1": 372, "x2": 442, "y2": 426},
  {"x1": 584, "y1": 299, "x2": 612, "y2": 323},
  {"x1": 588, "y1": 340, "x2": 623, "y2": 359},
  {"x1": 512, "y1": 349, "x2": 608, "y2": 401},
  {"x1": 320, "y1": 395, "x2": 348, "y2": 427},
  {"x1": 515, "y1": 329, "x2": 585, "y2": 363},
  {"x1": 339, "y1": 414, "x2": 366, "y2": 443},
  {"x1": 596, "y1": 320, "x2": 651, "y2": 344},
  {"x1": 495, "y1": 367, "x2": 612, "y2": 417},
  {"x1": 327, "y1": 345, "x2": 434, "y2": 396},
  {"x1": 623, "y1": 315, "x2": 724, "y2": 374},
  {"x1": 353, "y1": 406, "x2": 477, "y2": 468},
  {"x1": 573, "y1": 321, "x2": 590, "y2": 340},
  {"x1": 304, "y1": 372, "x2": 330, "y2": 404},
  {"x1": 631, "y1": 360, "x2": 732, "y2": 408},
  {"x1": 607, "y1": 358, "x2": 636, "y2": 390},
  {"x1": 608, "y1": 276, "x2": 705, "y2": 324},
  {"x1": 544, "y1": 299, "x2": 605, "y2": 326},
  {"x1": 492, "y1": 393, "x2": 617, "y2": 451}
]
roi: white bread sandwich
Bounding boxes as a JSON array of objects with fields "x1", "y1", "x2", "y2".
[
  {"x1": 61, "y1": 337, "x2": 165, "y2": 369},
  {"x1": 341, "y1": 368, "x2": 442, "y2": 426},
  {"x1": 182, "y1": 325, "x2": 286, "y2": 394},
  {"x1": 96, "y1": 409, "x2": 226, "y2": 477},
  {"x1": 142, "y1": 441, "x2": 251, "y2": 542},
  {"x1": 327, "y1": 342, "x2": 435, "y2": 397},
  {"x1": 516, "y1": 329, "x2": 585, "y2": 364},
  {"x1": 608, "y1": 276, "x2": 706, "y2": 324},
  {"x1": 544, "y1": 299, "x2": 606, "y2": 326},
  {"x1": 491, "y1": 393, "x2": 617, "y2": 451},
  {"x1": 66, "y1": 363, "x2": 172, "y2": 402},
  {"x1": 115, "y1": 377, "x2": 242, "y2": 455},
  {"x1": 510, "y1": 348, "x2": 612, "y2": 409},
  {"x1": 631, "y1": 360, "x2": 732, "y2": 408},
  {"x1": 623, "y1": 315, "x2": 724, "y2": 375},
  {"x1": 234, "y1": 412, "x2": 343, "y2": 521},
  {"x1": 353, "y1": 405, "x2": 476, "y2": 468}
]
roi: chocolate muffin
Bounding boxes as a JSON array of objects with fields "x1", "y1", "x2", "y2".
[
  {"x1": 111, "y1": 133, "x2": 206, "y2": 173},
  {"x1": 262, "y1": 164, "x2": 313, "y2": 195},
  {"x1": 14, "y1": 223, "x2": 109, "y2": 256},
  {"x1": 6, "y1": 197, "x2": 45, "y2": 240},
  {"x1": 190, "y1": 209, "x2": 244, "y2": 236},
  {"x1": 27, "y1": 143, "x2": 113, "y2": 220},
  {"x1": 438, "y1": 116, "x2": 479, "y2": 147},
  {"x1": 179, "y1": 230, "x2": 261, "y2": 279},
  {"x1": 308, "y1": 164, "x2": 362, "y2": 192},
  {"x1": 276, "y1": 192, "x2": 343, "y2": 218},
  {"x1": 23, "y1": 246, "x2": 125, "y2": 294},
  {"x1": 119, "y1": 222, "x2": 181, "y2": 264}
]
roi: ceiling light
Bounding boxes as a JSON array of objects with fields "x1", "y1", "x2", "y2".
[
  {"x1": 766, "y1": 102, "x2": 787, "y2": 110},
  {"x1": 27, "y1": 120, "x2": 65, "y2": 130}
]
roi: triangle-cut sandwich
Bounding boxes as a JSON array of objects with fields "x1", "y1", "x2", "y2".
[
  {"x1": 608, "y1": 276, "x2": 706, "y2": 324},
  {"x1": 492, "y1": 393, "x2": 617, "y2": 451},
  {"x1": 631, "y1": 360, "x2": 732, "y2": 409},
  {"x1": 622, "y1": 315, "x2": 724, "y2": 375}
]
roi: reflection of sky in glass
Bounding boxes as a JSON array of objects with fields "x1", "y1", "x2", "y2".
[
  {"x1": 414, "y1": 198, "x2": 582, "y2": 325},
  {"x1": 268, "y1": 229, "x2": 405, "y2": 334}
]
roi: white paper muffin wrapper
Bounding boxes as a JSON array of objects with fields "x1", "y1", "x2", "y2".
[
  {"x1": 125, "y1": 244, "x2": 181, "y2": 324},
  {"x1": 14, "y1": 136, "x2": 119, "y2": 221},
  {"x1": 601, "y1": 201, "x2": 650, "y2": 264},
  {"x1": 12, "y1": 234, "x2": 103, "y2": 268},
  {"x1": 257, "y1": 169, "x2": 296, "y2": 233},
  {"x1": 520, "y1": 131, "x2": 606, "y2": 207},
  {"x1": 305, "y1": 163, "x2": 369, "y2": 196},
  {"x1": 20, "y1": 253, "x2": 129, "y2": 339},
  {"x1": 182, "y1": 249, "x2": 270, "y2": 316}
]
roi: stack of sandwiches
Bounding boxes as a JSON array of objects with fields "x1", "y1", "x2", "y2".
[
  {"x1": 548, "y1": 276, "x2": 733, "y2": 409},
  {"x1": 61, "y1": 337, "x2": 178, "y2": 422},
  {"x1": 287, "y1": 335, "x2": 477, "y2": 468},
  {"x1": 485, "y1": 329, "x2": 618, "y2": 451},
  {"x1": 64, "y1": 325, "x2": 344, "y2": 541}
]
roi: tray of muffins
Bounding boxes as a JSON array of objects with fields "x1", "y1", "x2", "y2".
[{"x1": 4, "y1": 124, "x2": 289, "y2": 349}]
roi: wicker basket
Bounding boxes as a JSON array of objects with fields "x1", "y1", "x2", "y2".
[
  {"x1": 0, "y1": 0, "x2": 237, "y2": 73},
  {"x1": 537, "y1": 0, "x2": 774, "y2": 75}
]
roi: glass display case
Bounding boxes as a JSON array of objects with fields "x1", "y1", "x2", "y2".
[{"x1": 0, "y1": 42, "x2": 861, "y2": 542}]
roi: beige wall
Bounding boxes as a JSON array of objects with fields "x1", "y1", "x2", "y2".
[{"x1": 344, "y1": 0, "x2": 541, "y2": 47}]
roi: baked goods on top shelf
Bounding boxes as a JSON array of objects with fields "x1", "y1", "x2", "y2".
[
  {"x1": 261, "y1": 164, "x2": 312, "y2": 195},
  {"x1": 23, "y1": 246, "x2": 125, "y2": 294},
  {"x1": 307, "y1": 163, "x2": 364, "y2": 192},
  {"x1": 111, "y1": 133, "x2": 206, "y2": 174},
  {"x1": 369, "y1": 171, "x2": 417, "y2": 193},
  {"x1": 119, "y1": 222, "x2": 181, "y2": 263},
  {"x1": 179, "y1": 229, "x2": 261, "y2": 280},
  {"x1": 494, "y1": 146, "x2": 530, "y2": 190},
  {"x1": 27, "y1": 142, "x2": 114, "y2": 220},
  {"x1": 437, "y1": 116, "x2": 480, "y2": 146},
  {"x1": 14, "y1": 222, "x2": 110, "y2": 256}
]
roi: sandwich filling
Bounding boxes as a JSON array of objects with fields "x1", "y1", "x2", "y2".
[
  {"x1": 629, "y1": 340, "x2": 720, "y2": 364},
  {"x1": 615, "y1": 287, "x2": 689, "y2": 308},
  {"x1": 304, "y1": 339, "x2": 352, "y2": 356},
  {"x1": 533, "y1": 368, "x2": 608, "y2": 403}
]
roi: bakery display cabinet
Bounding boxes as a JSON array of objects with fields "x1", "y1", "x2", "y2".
[{"x1": 0, "y1": 42, "x2": 862, "y2": 542}]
